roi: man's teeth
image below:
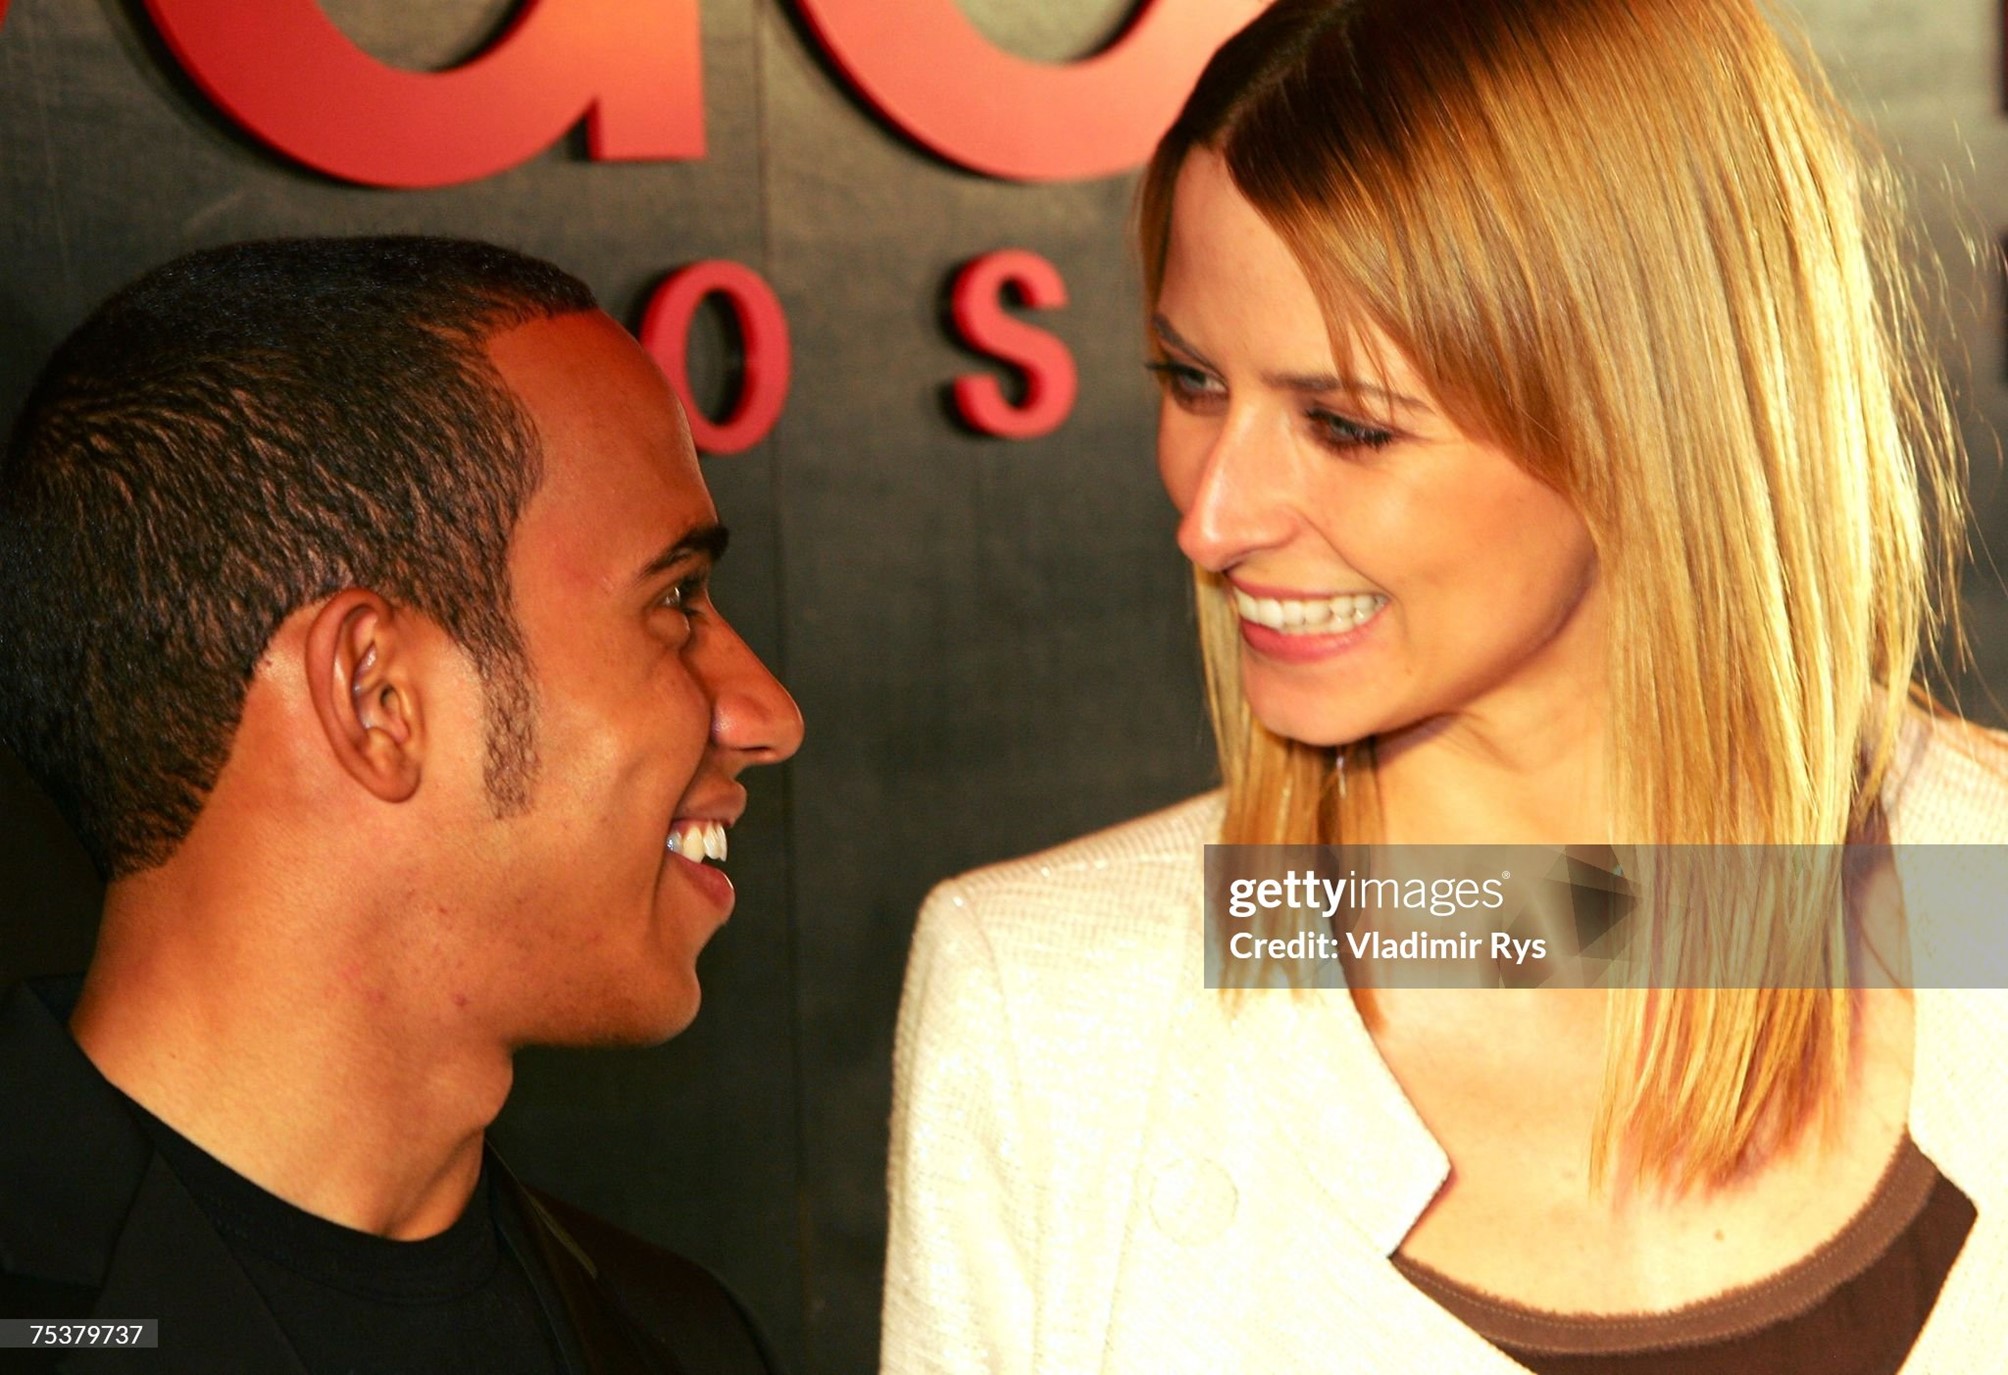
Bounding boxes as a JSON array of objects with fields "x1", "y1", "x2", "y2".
[
  {"x1": 666, "y1": 819, "x2": 729, "y2": 863},
  {"x1": 1233, "y1": 588, "x2": 1386, "y2": 633}
]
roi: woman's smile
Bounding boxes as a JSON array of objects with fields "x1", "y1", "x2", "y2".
[{"x1": 1230, "y1": 578, "x2": 1390, "y2": 662}]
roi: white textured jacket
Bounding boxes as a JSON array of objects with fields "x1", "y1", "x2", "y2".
[{"x1": 881, "y1": 720, "x2": 2008, "y2": 1373}]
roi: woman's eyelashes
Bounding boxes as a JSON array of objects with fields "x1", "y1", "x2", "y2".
[
  {"x1": 1145, "y1": 358, "x2": 1221, "y2": 406},
  {"x1": 1146, "y1": 358, "x2": 1399, "y2": 454},
  {"x1": 1309, "y1": 408, "x2": 1397, "y2": 453}
]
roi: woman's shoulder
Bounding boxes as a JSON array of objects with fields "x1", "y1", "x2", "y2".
[
  {"x1": 1884, "y1": 712, "x2": 2008, "y2": 997},
  {"x1": 1887, "y1": 710, "x2": 2008, "y2": 843},
  {"x1": 908, "y1": 791, "x2": 1223, "y2": 981},
  {"x1": 933, "y1": 791, "x2": 1222, "y2": 896}
]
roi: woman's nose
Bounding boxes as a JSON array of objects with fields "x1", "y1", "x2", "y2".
[{"x1": 1171, "y1": 413, "x2": 1300, "y2": 572}]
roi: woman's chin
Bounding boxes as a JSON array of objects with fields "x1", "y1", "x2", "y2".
[{"x1": 1243, "y1": 685, "x2": 1384, "y2": 751}]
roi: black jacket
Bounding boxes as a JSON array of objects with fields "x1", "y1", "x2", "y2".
[{"x1": 0, "y1": 979, "x2": 780, "y2": 1375}]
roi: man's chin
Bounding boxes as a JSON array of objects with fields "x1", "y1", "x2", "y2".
[
  {"x1": 615, "y1": 985, "x2": 701, "y2": 1047},
  {"x1": 529, "y1": 980, "x2": 702, "y2": 1049},
  {"x1": 632, "y1": 990, "x2": 701, "y2": 1046}
]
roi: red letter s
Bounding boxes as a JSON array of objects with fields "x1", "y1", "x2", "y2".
[
  {"x1": 143, "y1": 0, "x2": 702, "y2": 188},
  {"x1": 950, "y1": 250, "x2": 1076, "y2": 440}
]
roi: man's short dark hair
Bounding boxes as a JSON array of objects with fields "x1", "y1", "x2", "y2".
[{"x1": 0, "y1": 236, "x2": 600, "y2": 879}]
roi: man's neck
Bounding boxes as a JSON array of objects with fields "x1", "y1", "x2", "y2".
[{"x1": 70, "y1": 877, "x2": 512, "y2": 1241}]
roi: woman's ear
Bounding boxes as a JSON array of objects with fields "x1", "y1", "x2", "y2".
[{"x1": 305, "y1": 590, "x2": 423, "y2": 803}]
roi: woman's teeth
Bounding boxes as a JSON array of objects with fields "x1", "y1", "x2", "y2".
[
  {"x1": 667, "y1": 819, "x2": 729, "y2": 863},
  {"x1": 1233, "y1": 588, "x2": 1386, "y2": 633}
]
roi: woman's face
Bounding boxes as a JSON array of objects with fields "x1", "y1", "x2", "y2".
[{"x1": 1153, "y1": 151, "x2": 1604, "y2": 749}]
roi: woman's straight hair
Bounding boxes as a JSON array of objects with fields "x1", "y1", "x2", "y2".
[{"x1": 1139, "y1": 0, "x2": 1966, "y2": 1188}]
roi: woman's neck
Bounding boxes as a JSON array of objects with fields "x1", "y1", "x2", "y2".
[{"x1": 1372, "y1": 689, "x2": 1612, "y2": 846}]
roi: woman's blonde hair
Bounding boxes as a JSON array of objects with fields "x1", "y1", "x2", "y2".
[{"x1": 1139, "y1": 0, "x2": 1966, "y2": 1187}]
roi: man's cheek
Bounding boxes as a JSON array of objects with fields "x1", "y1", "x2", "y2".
[{"x1": 656, "y1": 673, "x2": 714, "y2": 754}]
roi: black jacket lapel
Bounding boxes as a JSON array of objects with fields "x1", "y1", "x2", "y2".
[
  {"x1": 495, "y1": 1162, "x2": 683, "y2": 1375},
  {"x1": 0, "y1": 982, "x2": 307, "y2": 1375},
  {"x1": 63, "y1": 1153, "x2": 308, "y2": 1375},
  {"x1": 0, "y1": 980, "x2": 150, "y2": 1287}
]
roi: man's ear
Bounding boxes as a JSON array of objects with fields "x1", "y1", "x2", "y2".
[{"x1": 305, "y1": 591, "x2": 423, "y2": 803}]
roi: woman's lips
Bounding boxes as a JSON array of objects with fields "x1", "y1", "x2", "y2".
[{"x1": 1230, "y1": 582, "x2": 1388, "y2": 663}]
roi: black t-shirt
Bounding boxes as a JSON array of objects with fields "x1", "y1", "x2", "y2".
[{"x1": 120, "y1": 1095, "x2": 568, "y2": 1375}]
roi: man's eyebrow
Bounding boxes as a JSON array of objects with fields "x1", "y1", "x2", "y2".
[
  {"x1": 633, "y1": 522, "x2": 730, "y2": 584},
  {"x1": 1152, "y1": 313, "x2": 1429, "y2": 413}
]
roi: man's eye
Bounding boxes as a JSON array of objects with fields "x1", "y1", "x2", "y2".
[
  {"x1": 660, "y1": 574, "x2": 708, "y2": 616},
  {"x1": 1144, "y1": 360, "x2": 1223, "y2": 405}
]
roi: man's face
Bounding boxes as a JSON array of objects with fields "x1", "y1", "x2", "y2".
[{"x1": 444, "y1": 311, "x2": 801, "y2": 1045}]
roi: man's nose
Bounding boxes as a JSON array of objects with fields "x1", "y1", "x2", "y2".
[
  {"x1": 707, "y1": 628, "x2": 804, "y2": 767},
  {"x1": 1175, "y1": 412, "x2": 1299, "y2": 572}
]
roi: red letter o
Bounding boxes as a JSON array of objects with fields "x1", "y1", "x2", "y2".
[
  {"x1": 641, "y1": 262, "x2": 792, "y2": 457},
  {"x1": 143, "y1": 0, "x2": 703, "y2": 188},
  {"x1": 791, "y1": 0, "x2": 1262, "y2": 182},
  {"x1": 950, "y1": 250, "x2": 1077, "y2": 440}
]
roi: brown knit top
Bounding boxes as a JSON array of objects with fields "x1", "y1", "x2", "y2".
[{"x1": 1392, "y1": 1136, "x2": 1975, "y2": 1374}]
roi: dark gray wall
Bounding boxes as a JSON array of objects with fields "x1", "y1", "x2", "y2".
[{"x1": 0, "y1": 3, "x2": 2001, "y2": 1372}]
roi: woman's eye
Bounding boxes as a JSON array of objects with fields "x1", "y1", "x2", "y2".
[
  {"x1": 1310, "y1": 409, "x2": 1397, "y2": 454},
  {"x1": 1145, "y1": 360, "x2": 1223, "y2": 406}
]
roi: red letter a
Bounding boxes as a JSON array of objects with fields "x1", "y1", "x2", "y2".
[{"x1": 145, "y1": 0, "x2": 702, "y2": 189}]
